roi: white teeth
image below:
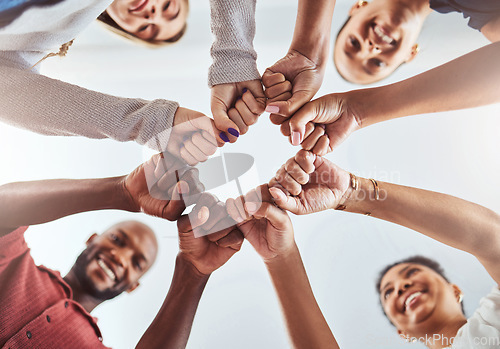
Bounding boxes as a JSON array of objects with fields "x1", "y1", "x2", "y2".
[
  {"x1": 97, "y1": 258, "x2": 116, "y2": 281},
  {"x1": 374, "y1": 26, "x2": 394, "y2": 44},
  {"x1": 405, "y1": 291, "x2": 422, "y2": 309}
]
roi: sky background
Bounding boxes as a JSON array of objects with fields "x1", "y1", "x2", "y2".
[{"x1": 1, "y1": 0, "x2": 499, "y2": 348}]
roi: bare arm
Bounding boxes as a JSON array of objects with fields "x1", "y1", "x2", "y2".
[
  {"x1": 266, "y1": 244, "x2": 339, "y2": 349},
  {"x1": 272, "y1": 151, "x2": 500, "y2": 286},
  {"x1": 136, "y1": 255, "x2": 209, "y2": 349},
  {"x1": 290, "y1": 0, "x2": 336, "y2": 66},
  {"x1": 227, "y1": 186, "x2": 338, "y2": 348},
  {"x1": 0, "y1": 177, "x2": 131, "y2": 237},
  {"x1": 0, "y1": 154, "x2": 196, "y2": 236},
  {"x1": 355, "y1": 42, "x2": 500, "y2": 128},
  {"x1": 344, "y1": 178, "x2": 500, "y2": 285}
]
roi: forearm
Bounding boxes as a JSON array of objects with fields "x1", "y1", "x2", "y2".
[
  {"x1": 352, "y1": 42, "x2": 500, "y2": 127},
  {"x1": 344, "y1": 178, "x2": 500, "y2": 264},
  {"x1": 208, "y1": 0, "x2": 260, "y2": 86},
  {"x1": 266, "y1": 244, "x2": 339, "y2": 349},
  {"x1": 136, "y1": 254, "x2": 209, "y2": 349},
  {"x1": 289, "y1": 0, "x2": 336, "y2": 66},
  {"x1": 0, "y1": 64, "x2": 177, "y2": 151},
  {"x1": 0, "y1": 176, "x2": 133, "y2": 234}
]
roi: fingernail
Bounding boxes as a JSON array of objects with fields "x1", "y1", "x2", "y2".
[
  {"x1": 227, "y1": 128, "x2": 239, "y2": 137},
  {"x1": 220, "y1": 132, "x2": 230, "y2": 142},
  {"x1": 291, "y1": 132, "x2": 301, "y2": 146},
  {"x1": 269, "y1": 188, "x2": 279, "y2": 200},
  {"x1": 242, "y1": 88, "x2": 248, "y2": 93},
  {"x1": 245, "y1": 202, "x2": 257, "y2": 213},
  {"x1": 236, "y1": 96, "x2": 241, "y2": 101},
  {"x1": 177, "y1": 181, "x2": 189, "y2": 194},
  {"x1": 265, "y1": 105, "x2": 280, "y2": 114}
]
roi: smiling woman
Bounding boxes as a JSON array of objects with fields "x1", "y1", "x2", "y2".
[{"x1": 98, "y1": 0, "x2": 189, "y2": 46}]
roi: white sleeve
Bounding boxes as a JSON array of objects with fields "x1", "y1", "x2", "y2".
[{"x1": 208, "y1": 0, "x2": 260, "y2": 87}]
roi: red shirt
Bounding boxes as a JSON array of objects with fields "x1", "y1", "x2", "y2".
[{"x1": 0, "y1": 227, "x2": 110, "y2": 349}]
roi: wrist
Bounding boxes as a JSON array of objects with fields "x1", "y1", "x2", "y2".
[
  {"x1": 264, "y1": 243, "x2": 299, "y2": 269},
  {"x1": 176, "y1": 253, "x2": 212, "y2": 281},
  {"x1": 117, "y1": 176, "x2": 141, "y2": 212},
  {"x1": 341, "y1": 177, "x2": 383, "y2": 215}
]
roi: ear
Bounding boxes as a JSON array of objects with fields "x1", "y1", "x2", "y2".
[
  {"x1": 397, "y1": 329, "x2": 407, "y2": 341},
  {"x1": 126, "y1": 282, "x2": 140, "y2": 293},
  {"x1": 86, "y1": 233, "x2": 98, "y2": 246},
  {"x1": 451, "y1": 284, "x2": 463, "y2": 302},
  {"x1": 349, "y1": 0, "x2": 369, "y2": 16},
  {"x1": 405, "y1": 44, "x2": 420, "y2": 63}
]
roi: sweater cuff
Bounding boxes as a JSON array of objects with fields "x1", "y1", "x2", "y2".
[
  {"x1": 208, "y1": 53, "x2": 260, "y2": 87},
  {"x1": 140, "y1": 100, "x2": 178, "y2": 152}
]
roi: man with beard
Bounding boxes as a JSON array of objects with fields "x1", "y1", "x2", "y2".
[{"x1": 0, "y1": 154, "x2": 243, "y2": 348}]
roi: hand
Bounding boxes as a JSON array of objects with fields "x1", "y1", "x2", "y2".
[
  {"x1": 167, "y1": 107, "x2": 223, "y2": 166},
  {"x1": 226, "y1": 184, "x2": 294, "y2": 262},
  {"x1": 263, "y1": 50, "x2": 325, "y2": 123},
  {"x1": 280, "y1": 93, "x2": 362, "y2": 154},
  {"x1": 211, "y1": 80, "x2": 266, "y2": 141},
  {"x1": 177, "y1": 200, "x2": 244, "y2": 276},
  {"x1": 268, "y1": 150, "x2": 351, "y2": 215},
  {"x1": 122, "y1": 153, "x2": 204, "y2": 221}
]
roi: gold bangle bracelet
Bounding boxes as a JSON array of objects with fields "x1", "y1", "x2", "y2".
[
  {"x1": 369, "y1": 178, "x2": 379, "y2": 201},
  {"x1": 335, "y1": 173, "x2": 358, "y2": 210}
]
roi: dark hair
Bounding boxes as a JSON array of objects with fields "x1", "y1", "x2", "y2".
[
  {"x1": 375, "y1": 255, "x2": 465, "y2": 325},
  {"x1": 96, "y1": 11, "x2": 187, "y2": 47}
]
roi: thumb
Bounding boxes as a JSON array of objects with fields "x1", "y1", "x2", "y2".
[
  {"x1": 211, "y1": 100, "x2": 240, "y2": 143},
  {"x1": 287, "y1": 101, "x2": 318, "y2": 146},
  {"x1": 265, "y1": 89, "x2": 313, "y2": 119},
  {"x1": 268, "y1": 187, "x2": 299, "y2": 214},
  {"x1": 245, "y1": 201, "x2": 290, "y2": 231}
]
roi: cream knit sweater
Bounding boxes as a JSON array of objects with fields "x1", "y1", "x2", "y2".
[
  {"x1": 0, "y1": 0, "x2": 259, "y2": 150},
  {"x1": 0, "y1": 0, "x2": 175, "y2": 151}
]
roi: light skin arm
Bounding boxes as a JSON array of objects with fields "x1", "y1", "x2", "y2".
[
  {"x1": 0, "y1": 154, "x2": 200, "y2": 237},
  {"x1": 287, "y1": 41, "x2": 500, "y2": 153},
  {"x1": 226, "y1": 185, "x2": 339, "y2": 349},
  {"x1": 344, "y1": 178, "x2": 500, "y2": 285},
  {"x1": 271, "y1": 150, "x2": 500, "y2": 285}
]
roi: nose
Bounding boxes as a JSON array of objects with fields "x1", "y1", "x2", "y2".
[
  {"x1": 143, "y1": 5, "x2": 157, "y2": 20},
  {"x1": 109, "y1": 249, "x2": 127, "y2": 269},
  {"x1": 397, "y1": 281, "x2": 412, "y2": 296}
]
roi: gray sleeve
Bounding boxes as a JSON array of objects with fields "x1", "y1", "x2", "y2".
[
  {"x1": 208, "y1": 0, "x2": 260, "y2": 87},
  {"x1": 0, "y1": 63, "x2": 178, "y2": 152}
]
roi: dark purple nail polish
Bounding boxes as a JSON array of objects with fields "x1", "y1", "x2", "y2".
[
  {"x1": 236, "y1": 96, "x2": 241, "y2": 101},
  {"x1": 242, "y1": 88, "x2": 248, "y2": 93},
  {"x1": 228, "y1": 128, "x2": 240, "y2": 137},
  {"x1": 220, "y1": 132, "x2": 230, "y2": 142}
]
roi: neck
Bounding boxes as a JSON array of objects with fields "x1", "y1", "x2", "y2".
[
  {"x1": 64, "y1": 269, "x2": 103, "y2": 313},
  {"x1": 420, "y1": 314, "x2": 467, "y2": 349}
]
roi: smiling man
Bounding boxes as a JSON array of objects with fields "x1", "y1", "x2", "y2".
[{"x1": 0, "y1": 154, "x2": 243, "y2": 348}]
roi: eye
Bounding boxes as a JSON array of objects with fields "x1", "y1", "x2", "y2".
[
  {"x1": 369, "y1": 58, "x2": 386, "y2": 69},
  {"x1": 163, "y1": 1, "x2": 171, "y2": 11},
  {"x1": 110, "y1": 234, "x2": 125, "y2": 247},
  {"x1": 407, "y1": 268, "x2": 419, "y2": 277},
  {"x1": 349, "y1": 36, "x2": 360, "y2": 50},
  {"x1": 384, "y1": 288, "x2": 393, "y2": 300},
  {"x1": 133, "y1": 258, "x2": 144, "y2": 271}
]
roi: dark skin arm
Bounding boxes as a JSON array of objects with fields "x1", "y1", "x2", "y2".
[
  {"x1": 136, "y1": 200, "x2": 243, "y2": 349},
  {"x1": 0, "y1": 153, "x2": 199, "y2": 237}
]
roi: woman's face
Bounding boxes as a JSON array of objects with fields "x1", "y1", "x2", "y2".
[
  {"x1": 379, "y1": 263, "x2": 463, "y2": 338},
  {"x1": 334, "y1": 0, "x2": 423, "y2": 84},
  {"x1": 107, "y1": 0, "x2": 188, "y2": 41}
]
